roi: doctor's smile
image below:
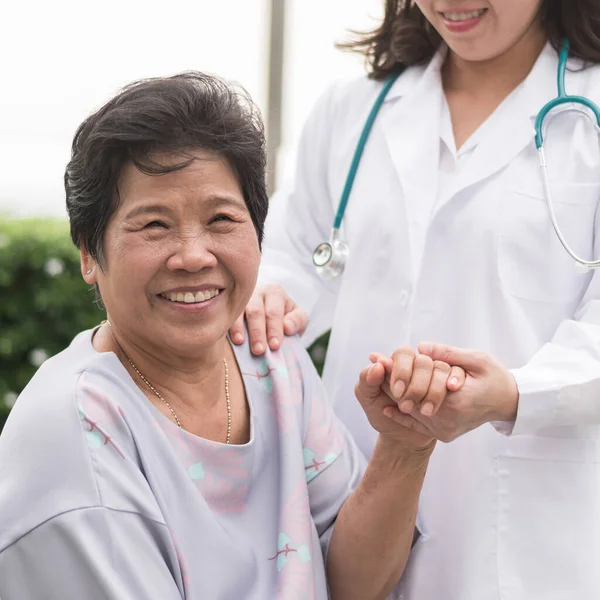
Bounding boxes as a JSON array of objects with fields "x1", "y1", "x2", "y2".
[{"x1": 438, "y1": 7, "x2": 488, "y2": 34}]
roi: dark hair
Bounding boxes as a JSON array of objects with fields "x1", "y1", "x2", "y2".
[
  {"x1": 340, "y1": 0, "x2": 600, "y2": 80},
  {"x1": 65, "y1": 72, "x2": 268, "y2": 264}
]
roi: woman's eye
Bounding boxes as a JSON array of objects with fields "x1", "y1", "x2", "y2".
[
  {"x1": 212, "y1": 214, "x2": 233, "y2": 223},
  {"x1": 144, "y1": 220, "x2": 167, "y2": 229}
]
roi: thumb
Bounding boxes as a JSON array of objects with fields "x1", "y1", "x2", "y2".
[
  {"x1": 355, "y1": 362, "x2": 385, "y2": 403},
  {"x1": 417, "y1": 342, "x2": 487, "y2": 373}
]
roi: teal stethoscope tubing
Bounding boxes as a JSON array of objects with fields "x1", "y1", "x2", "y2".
[
  {"x1": 332, "y1": 72, "x2": 402, "y2": 230},
  {"x1": 536, "y1": 39, "x2": 600, "y2": 269},
  {"x1": 317, "y1": 39, "x2": 600, "y2": 276}
]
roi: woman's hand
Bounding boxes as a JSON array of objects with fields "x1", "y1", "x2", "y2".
[
  {"x1": 229, "y1": 284, "x2": 309, "y2": 354},
  {"x1": 355, "y1": 349, "x2": 466, "y2": 450},
  {"x1": 379, "y1": 343, "x2": 519, "y2": 443},
  {"x1": 369, "y1": 348, "x2": 466, "y2": 418}
]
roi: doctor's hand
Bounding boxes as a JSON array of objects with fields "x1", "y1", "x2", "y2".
[
  {"x1": 381, "y1": 344, "x2": 519, "y2": 443},
  {"x1": 229, "y1": 284, "x2": 309, "y2": 355}
]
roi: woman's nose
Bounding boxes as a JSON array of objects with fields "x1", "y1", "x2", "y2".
[{"x1": 166, "y1": 233, "x2": 218, "y2": 272}]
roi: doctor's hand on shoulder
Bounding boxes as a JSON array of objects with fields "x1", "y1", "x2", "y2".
[
  {"x1": 356, "y1": 348, "x2": 467, "y2": 450},
  {"x1": 229, "y1": 284, "x2": 308, "y2": 354},
  {"x1": 375, "y1": 344, "x2": 520, "y2": 443}
]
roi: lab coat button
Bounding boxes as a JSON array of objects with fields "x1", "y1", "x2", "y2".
[{"x1": 399, "y1": 290, "x2": 410, "y2": 308}]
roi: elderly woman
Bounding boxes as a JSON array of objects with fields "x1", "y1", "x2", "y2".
[{"x1": 0, "y1": 73, "x2": 464, "y2": 600}]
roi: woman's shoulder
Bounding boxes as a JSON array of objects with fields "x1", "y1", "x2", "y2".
[
  {"x1": 318, "y1": 62, "x2": 426, "y2": 112},
  {"x1": 0, "y1": 329, "x2": 156, "y2": 555},
  {"x1": 3, "y1": 328, "x2": 125, "y2": 441},
  {"x1": 301, "y1": 64, "x2": 427, "y2": 152}
]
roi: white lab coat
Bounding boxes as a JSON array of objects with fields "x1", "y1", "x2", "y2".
[{"x1": 259, "y1": 43, "x2": 600, "y2": 600}]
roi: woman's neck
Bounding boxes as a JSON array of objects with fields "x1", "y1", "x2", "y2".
[
  {"x1": 442, "y1": 27, "x2": 548, "y2": 98},
  {"x1": 441, "y1": 25, "x2": 548, "y2": 150},
  {"x1": 95, "y1": 321, "x2": 232, "y2": 417}
]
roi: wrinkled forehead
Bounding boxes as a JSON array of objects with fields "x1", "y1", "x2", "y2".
[{"x1": 116, "y1": 150, "x2": 246, "y2": 213}]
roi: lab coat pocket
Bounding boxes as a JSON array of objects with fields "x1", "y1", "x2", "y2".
[
  {"x1": 497, "y1": 435, "x2": 600, "y2": 599},
  {"x1": 498, "y1": 182, "x2": 598, "y2": 303}
]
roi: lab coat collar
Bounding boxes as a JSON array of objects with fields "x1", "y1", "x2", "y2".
[
  {"x1": 379, "y1": 45, "x2": 446, "y2": 278},
  {"x1": 431, "y1": 41, "x2": 563, "y2": 214},
  {"x1": 383, "y1": 45, "x2": 448, "y2": 103}
]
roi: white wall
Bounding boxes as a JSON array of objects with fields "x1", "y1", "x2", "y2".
[
  {"x1": 278, "y1": 0, "x2": 382, "y2": 183},
  {"x1": 0, "y1": 0, "x2": 382, "y2": 218}
]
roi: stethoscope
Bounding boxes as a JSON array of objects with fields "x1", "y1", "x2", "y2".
[{"x1": 312, "y1": 39, "x2": 600, "y2": 279}]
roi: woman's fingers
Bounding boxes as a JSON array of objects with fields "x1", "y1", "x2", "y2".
[
  {"x1": 373, "y1": 348, "x2": 465, "y2": 416},
  {"x1": 398, "y1": 354, "x2": 434, "y2": 414},
  {"x1": 382, "y1": 407, "x2": 432, "y2": 437},
  {"x1": 419, "y1": 361, "x2": 451, "y2": 417},
  {"x1": 355, "y1": 362, "x2": 386, "y2": 409},
  {"x1": 389, "y1": 348, "x2": 416, "y2": 401}
]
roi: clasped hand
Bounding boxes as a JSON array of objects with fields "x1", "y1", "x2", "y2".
[{"x1": 355, "y1": 344, "x2": 519, "y2": 446}]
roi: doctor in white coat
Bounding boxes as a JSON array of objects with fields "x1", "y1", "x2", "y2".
[{"x1": 230, "y1": 0, "x2": 600, "y2": 598}]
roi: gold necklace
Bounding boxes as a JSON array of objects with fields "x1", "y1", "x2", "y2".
[{"x1": 105, "y1": 321, "x2": 232, "y2": 443}]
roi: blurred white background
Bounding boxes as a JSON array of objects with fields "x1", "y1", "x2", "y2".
[{"x1": 0, "y1": 0, "x2": 382, "y2": 218}]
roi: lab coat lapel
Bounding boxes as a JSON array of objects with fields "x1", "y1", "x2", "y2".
[
  {"x1": 434, "y1": 43, "x2": 560, "y2": 214},
  {"x1": 380, "y1": 52, "x2": 445, "y2": 262}
]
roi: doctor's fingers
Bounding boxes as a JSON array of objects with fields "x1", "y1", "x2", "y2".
[
  {"x1": 244, "y1": 293, "x2": 269, "y2": 355},
  {"x1": 282, "y1": 302, "x2": 309, "y2": 338},
  {"x1": 229, "y1": 314, "x2": 247, "y2": 346},
  {"x1": 262, "y1": 291, "x2": 290, "y2": 351},
  {"x1": 447, "y1": 365, "x2": 467, "y2": 392}
]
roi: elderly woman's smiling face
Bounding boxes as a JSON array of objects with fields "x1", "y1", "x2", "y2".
[{"x1": 86, "y1": 151, "x2": 261, "y2": 355}]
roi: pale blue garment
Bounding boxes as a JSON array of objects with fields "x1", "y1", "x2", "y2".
[{"x1": 0, "y1": 328, "x2": 366, "y2": 599}]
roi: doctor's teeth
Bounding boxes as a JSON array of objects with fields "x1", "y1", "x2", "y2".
[
  {"x1": 164, "y1": 289, "x2": 220, "y2": 303},
  {"x1": 442, "y1": 9, "x2": 486, "y2": 21}
]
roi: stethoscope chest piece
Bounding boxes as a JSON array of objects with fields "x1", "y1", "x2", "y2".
[{"x1": 312, "y1": 230, "x2": 349, "y2": 279}]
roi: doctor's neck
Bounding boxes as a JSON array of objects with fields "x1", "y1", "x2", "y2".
[{"x1": 442, "y1": 25, "x2": 547, "y2": 98}]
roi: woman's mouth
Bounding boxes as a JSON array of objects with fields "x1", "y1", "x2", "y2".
[
  {"x1": 160, "y1": 288, "x2": 221, "y2": 305},
  {"x1": 439, "y1": 8, "x2": 488, "y2": 33},
  {"x1": 440, "y1": 8, "x2": 487, "y2": 22}
]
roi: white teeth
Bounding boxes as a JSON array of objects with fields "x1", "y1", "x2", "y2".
[
  {"x1": 443, "y1": 8, "x2": 486, "y2": 21},
  {"x1": 163, "y1": 288, "x2": 220, "y2": 304}
]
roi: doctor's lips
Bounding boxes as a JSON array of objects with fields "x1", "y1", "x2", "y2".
[
  {"x1": 159, "y1": 286, "x2": 223, "y2": 304},
  {"x1": 439, "y1": 7, "x2": 488, "y2": 33}
]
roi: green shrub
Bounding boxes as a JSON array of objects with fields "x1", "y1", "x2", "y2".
[
  {"x1": 0, "y1": 217, "x2": 105, "y2": 432},
  {"x1": 0, "y1": 216, "x2": 331, "y2": 433}
]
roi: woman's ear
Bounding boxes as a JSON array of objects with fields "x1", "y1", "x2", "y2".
[{"x1": 80, "y1": 249, "x2": 97, "y2": 284}]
